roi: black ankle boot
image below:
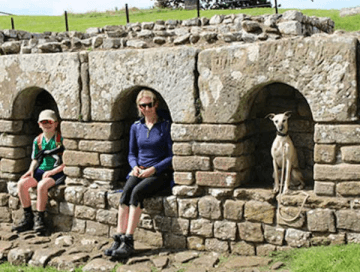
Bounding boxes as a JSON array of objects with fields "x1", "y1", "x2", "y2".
[
  {"x1": 12, "y1": 209, "x2": 34, "y2": 233},
  {"x1": 34, "y1": 211, "x2": 46, "y2": 233},
  {"x1": 104, "y1": 234, "x2": 123, "y2": 256},
  {"x1": 111, "y1": 234, "x2": 134, "y2": 259}
]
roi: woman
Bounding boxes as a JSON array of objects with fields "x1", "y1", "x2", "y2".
[
  {"x1": 104, "y1": 89, "x2": 173, "y2": 259},
  {"x1": 12, "y1": 109, "x2": 65, "y2": 234}
]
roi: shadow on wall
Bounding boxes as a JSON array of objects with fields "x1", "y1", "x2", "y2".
[
  {"x1": 110, "y1": 86, "x2": 173, "y2": 189},
  {"x1": 246, "y1": 82, "x2": 315, "y2": 189}
]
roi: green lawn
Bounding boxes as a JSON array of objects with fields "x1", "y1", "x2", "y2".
[{"x1": 0, "y1": 8, "x2": 359, "y2": 33}]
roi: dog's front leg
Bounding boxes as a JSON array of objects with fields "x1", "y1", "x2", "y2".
[
  {"x1": 273, "y1": 159, "x2": 280, "y2": 193},
  {"x1": 283, "y1": 158, "x2": 292, "y2": 194}
]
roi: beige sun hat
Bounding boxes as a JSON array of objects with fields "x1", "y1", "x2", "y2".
[{"x1": 38, "y1": 109, "x2": 58, "y2": 122}]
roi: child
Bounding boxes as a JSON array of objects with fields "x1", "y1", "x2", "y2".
[{"x1": 12, "y1": 109, "x2": 65, "y2": 234}]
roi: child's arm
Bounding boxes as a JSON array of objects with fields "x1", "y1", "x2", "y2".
[
  {"x1": 21, "y1": 159, "x2": 38, "y2": 179},
  {"x1": 42, "y1": 163, "x2": 65, "y2": 179}
]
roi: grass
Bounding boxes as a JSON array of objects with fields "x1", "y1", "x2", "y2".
[
  {"x1": 0, "y1": 262, "x2": 83, "y2": 272},
  {"x1": 269, "y1": 243, "x2": 360, "y2": 272},
  {"x1": 0, "y1": 8, "x2": 359, "y2": 33}
]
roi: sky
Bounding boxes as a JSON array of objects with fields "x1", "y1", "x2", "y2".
[{"x1": 1, "y1": 0, "x2": 359, "y2": 16}]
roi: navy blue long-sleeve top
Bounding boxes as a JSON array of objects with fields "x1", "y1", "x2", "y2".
[{"x1": 128, "y1": 117, "x2": 173, "y2": 175}]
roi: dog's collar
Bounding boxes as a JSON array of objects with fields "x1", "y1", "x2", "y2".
[{"x1": 277, "y1": 131, "x2": 288, "y2": 137}]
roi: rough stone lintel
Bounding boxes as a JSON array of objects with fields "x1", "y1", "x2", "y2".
[{"x1": 315, "y1": 124, "x2": 360, "y2": 144}]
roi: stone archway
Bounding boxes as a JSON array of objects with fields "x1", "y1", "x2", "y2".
[{"x1": 246, "y1": 82, "x2": 315, "y2": 189}]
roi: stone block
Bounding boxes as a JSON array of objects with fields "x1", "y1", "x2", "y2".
[
  {"x1": 63, "y1": 166, "x2": 82, "y2": 177},
  {"x1": 61, "y1": 121, "x2": 123, "y2": 140},
  {"x1": 205, "y1": 238, "x2": 229, "y2": 253},
  {"x1": 8, "y1": 196, "x2": 19, "y2": 210},
  {"x1": 238, "y1": 222, "x2": 264, "y2": 242},
  {"x1": 139, "y1": 214, "x2": 153, "y2": 230},
  {"x1": 314, "y1": 163, "x2": 360, "y2": 181},
  {"x1": 0, "y1": 121, "x2": 23, "y2": 133},
  {"x1": 244, "y1": 200, "x2": 275, "y2": 224},
  {"x1": 172, "y1": 185, "x2": 203, "y2": 197},
  {"x1": 192, "y1": 141, "x2": 255, "y2": 156},
  {"x1": 83, "y1": 167, "x2": 120, "y2": 181},
  {"x1": 72, "y1": 218, "x2": 86, "y2": 234},
  {"x1": 337, "y1": 181, "x2": 360, "y2": 196},
  {"x1": 164, "y1": 233, "x2": 187, "y2": 249},
  {"x1": 213, "y1": 156, "x2": 253, "y2": 171},
  {"x1": 153, "y1": 215, "x2": 171, "y2": 232},
  {"x1": 143, "y1": 197, "x2": 163, "y2": 215},
  {"x1": 190, "y1": 218, "x2": 213, "y2": 237},
  {"x1": 8, "y1": 248, "x2": 34, "y2": 266},
  {"x1": 278, "y1": 21, "x2": 303, "y2": 35},
  {"x1": 341, "y1": 146, "x2": 360, "y2": 163},
  {"x1": 74, "y1": 205, "x2": 96, "y2": 220},
  {"x1": 336, "y1": 210, "x2": 360, "y2": 231},
  {"x1": 1, "y1": 158, "x2": 31, "y2": 173},
  {"x1": 315, "y1": 124, "x2": 360, "y2": 144},
  {"x1": 0, "y1": 147, "x2": 26, "y2": 159},
  {"x1": 62, "y1": 139, "x2": 78, "y2": 150},
  {"x1": 63, "y1": 151, "x2": 100, "y2": 166},
  {"x1": 0, "y1": 207, "x2": 11, "y2": 222},
  {"x1": 307, "y1": 209, "x2": 336, "y2": 232},
  {"x1": 107, "y1": 192, "x2": 121, "y2": 209},
  {"x1": 79, "y1": 140, "x2": 124, "y2": 153},
  {"x1": 234, "y1": 188, "x2": 276, "y2": 202},
  {"x1": 196, "y1": 171, "x2": 249, "y2": 188},
  {"x1": 59, "y1": 202, "x2": 75, "y2": 216},
  {"x1": 198, "y1": 196, "x2": 221, "y2": 220},
  {"x1": 65, "y1": 177, "x2": 90, "y2": 187},
  {"x1": 171, "y1": 124, "x2": 247, "y2": 142},
  {"x1": 100, "y1": 154, "x2": 124, "y2": 167},
  {"x1": 173, "y1": 143, "x2": 192, "y2": 155},
  {"x1": 314, "y1": 144, "x2": 336, "y2": 163},
  {"x1": 178, "y1": 198, "x2": 198, "y2": 218},
  {"x1": 208, "y1": 188, "x2": 233, "y2": 198},
  {"x1": 214, "y1": 221, "x2": 237, "y2": 240},
  {"x1": 187, "y1": 236, "x2": 205, "y2": 251},
  {"x1": 285, "y1": 228, "x2": 311, "y2": 248},
  {"x1": 224, "y1": 200, "x2": 244, "y2": 220},
  {"x1": 171, "y1": 218, "x2": 189, "y2": 235},
  {"x1": 96, "y1": 209, "x2": 118, "y2": 225},
  {"x1": 173, "y1": 156, "x2": 210, "y2": 171},
  {"x1": 314, "y1": 181, "x2": 335, "y2": 196},
  {"x1": 134, "y1": 228, "x2": 163, "y2": 247},
  {"x1": 278, "y1": 206, "x2": 306, "y2": 228},
  {"x1": 257, "y1": 244, "x2": 276, "y2": 257},
  {"x1": 64, "y1": 186, "x2": 87, "y2": 204},
  {"x1": 264, "y1": 225, "x2": 285, "y2": 246},
  {"x1": 52, "y1": 214, "x2": 73, "y2": 232},
  {"x1": 230, "y1": 241, "x2": 255, "y2": 256},
  {"x1": 85, "y1": 220, "x2": 109, "y2": 237},
  {"x1": 163, "y1": 195, "x2": 178, "y2": 217},
  {"x1": 84, "y1": 189, "x2": 106, "y2": 209},
  {"x1": 0, "y1": 134, "x2": 32, "y2": 147},
  {"x1": 0, "y1": 193, "x2": 9, "y2": 206},
  {"x1": 174, "y1": 172, "x2": 194, "y2": 185}
]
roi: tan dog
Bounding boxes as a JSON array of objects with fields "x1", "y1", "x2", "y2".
[{"x1": 266, "y1": 111, "x2": 305, "y2": 194}]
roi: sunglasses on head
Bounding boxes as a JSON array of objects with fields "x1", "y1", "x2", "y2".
[
  {"x1": 139, "y1": 102, "x2": 154, "y2": 109},
  {"x1": 40, "y1": 120, "x2": 54, "y2": 125}
]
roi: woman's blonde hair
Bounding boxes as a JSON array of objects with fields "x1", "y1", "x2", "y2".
[{"x1": 136, "y1": 89, "x2": 158, "y2": 117}]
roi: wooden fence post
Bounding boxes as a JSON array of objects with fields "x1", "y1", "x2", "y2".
[
  {"x1": 11, "y1": 17, "x2": 15, "y2": 30},
  {"x1": 125, "y1": 4, "x2": 130, "y2": 23},
  {"x1": 65, "y1": 11, "x2": 69, "y2": 31}
]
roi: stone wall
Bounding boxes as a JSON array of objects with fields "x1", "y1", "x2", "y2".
[{"x1": 1, "y1": 10, "x2": 360, "y2": 255}]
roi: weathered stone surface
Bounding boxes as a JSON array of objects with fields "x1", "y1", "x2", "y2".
[
  {"x1": 230, "y1": 241, "x2": 255, "y2": 256},
  {"x1": 83, "y1": 168, "x2": 120, "y2": 181},
  {"x1": 213, "y1": 156, "x2": 253, "y2": 171},
  {"x1": 244, "y1": 200, "x2": 275, "y2": 224},
  {"x1": 163, "y1": 195, "x2": 178, "y2": 217},
  {"x1": 314, "y1": 164, "x2": 360, "y2": 181},
  {"x1": 64, "y1": 186, "x2": 87, "y2": 204},
  {"x1": 205, "y1": 238, "x2": 229, "y2": 253},
  {"x1": 190, "y1": 218, "x2": 213, "y2": 237},
  {"x1": 143, "y1": 197, "x2": 163, "y2": 215},
  {"x1": 1, "y1": 158, "x2": 31, "y2": 173},
  {"x1": 84, "y1": 190, "x2": 106, "y2": 209},
  {"x1": 314, "y1": 144, "x2": 336, "y2": 163},
  {"x1": 257, "y1": 244, "x2": 276, "y2": 256},
  {"x1": 178, "y1": 198, "x2": 198, "y2": 218},
  {"x1": 264, "y1": 225, "x2": 285, "y2": 246},
  {"x1": 79, "y1": 140, "x2": 123, "y2": 153},
  {"x1": 173, "y1": 156, "x2": 210, "y2": 171},
  {"x1": 88, "y1": 47, "x2": 197, "y2": 123},
  {"x1": 187, "y1": 236, "x2": 205, "y2": 251},
  {"x1": 315, "y1": 124, "x2": 360, "y2": 144},
  {"x1": 198, "y1": 196, "x2": 221, "y2": 219},
  {"x1": 134, "y1": 228, "x2": 163, "y2": 247},
  {"x1": 278, "y1": 206, "x2": 306, "y2": 228},
  {"x1": 198, "y1": 36, "x2": 358, "y2": 123},
  {"x1": 59, "y1": 202, "x2": 74, "y2": 216},
  {"x1": 224, "y1": 199, "x2": 244, "y2": 220},
  {"x1": 63, "y1": 151, "x2": 99, "y2": 166},
  {"x1": 61, "y1": 122, "x2": 123, "y2": 140},
  {"x1": 285, "y1": 228, "x2": 311, "y2": 248},
  {"x1": 164, "y1": 233, "x2": 187, "y2": 249},
  {"x1": 238, "y1": 222, "x2": 264, "y2": 242},
  {"x1": 341, "y1": 146, "x2": 360, "y2": 163},
  {"x1": 234, "y1": 189, "x2": 275, "y2": 202},
  {"x1": 214, "y1": 221, "x2": 236, "y2": 240},
  {"x1": 172, "y1": 124, "x2": 247, "y2": 141},
  {"x1": 0, "y1": 53, "x2": 80, "y2": 119},
  {"x1": 340, "y1": 6, "x2": 360, "y2": 17},
  {"x1": 192, "y1": 141, "x2": 255, "y2": 156},
  {"x1": 314, "y1": 181, "x2": 335, "y2": 196},
  {"x1": 208, "y1": 188, "x2": 233, "y2": 198},
  {"x1": 337, "y1": 182, "x2": 360, "y2": 196},
  {"x1": 336, "y1": 210, "x2": 360, "y2": 232},
  {"x1": 278, "y1": 21, "x2": 303, "y2": 35},
  {"x1": 82, "y1": 258, "x2": 117, "y2": 272},
  {"x1": 75, "y1": 205, "x2": 97, "y2": 220},
  {"x1": 85, "y1": 220, "x2": 109, "y2": 237},
  {"x1": 8, "y1": 248, "x2": 34, "y2": 266},
  {"x1": 171, "y1": 218, "x2": 189, "y2": 235},
  {"x1": 196, "y1": 171, "x2": 249, "y2": 188},
  {"x1": 307, "y1": 209, "x2": 336, "y2": 232},
  {"x1": 28, "y1": 248, "x2": 66, "y2": 267},
  {"x1": 174, "y1": 172, "x2": 194, "y2": 185}
]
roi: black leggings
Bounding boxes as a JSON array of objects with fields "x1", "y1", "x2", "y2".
[{"x1": 119, "y1": 170, "x2": 172, "y2": 209}]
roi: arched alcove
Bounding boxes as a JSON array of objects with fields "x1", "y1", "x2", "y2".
[
  {"x1": 245, "y1": 82, "x2": 315, "y2": 189},
  {"x1": 110, "y1": 86, "x2": 172, "y2": 189}
]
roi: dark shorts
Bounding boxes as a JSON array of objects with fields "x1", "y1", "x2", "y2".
[{"x1": 34, "y1": 168, "x2": 66, "y2": 186}]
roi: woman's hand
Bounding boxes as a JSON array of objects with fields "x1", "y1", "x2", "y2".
[
  {"x1": 131, "y1": 166, "x2": 141, "y2": 177},
  {"x1": 138, "y1": 167, "x2": 156, "y2": 178}
]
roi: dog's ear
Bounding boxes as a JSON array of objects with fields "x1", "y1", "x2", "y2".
[
  {"x1": 284, "y1": 111, "x2": 292, "y2": 118},
  {"x1": 265, "y1": 113, "x2": 275, "y2": 120}
]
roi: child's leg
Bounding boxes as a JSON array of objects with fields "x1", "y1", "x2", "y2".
[
  {"x1": 18, "y1": 177, "x2": 38, "y2": 208},
  {"x1": 36, "y1": 178, "x2": 55, "y2": 211}
]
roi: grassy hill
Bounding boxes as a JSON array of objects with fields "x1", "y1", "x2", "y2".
[{"x1": 0, "y1": 8, "x2": 359, "y2": 33}]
